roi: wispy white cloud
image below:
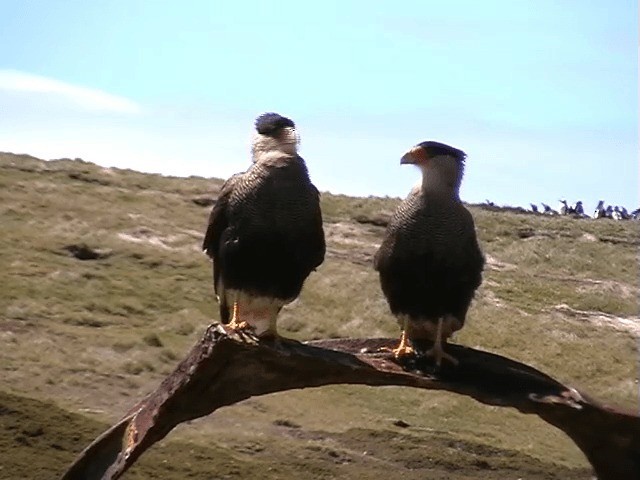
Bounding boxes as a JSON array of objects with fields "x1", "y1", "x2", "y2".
[{"x1": 0, "y1": 69, "x2": 141, "y2": 114}]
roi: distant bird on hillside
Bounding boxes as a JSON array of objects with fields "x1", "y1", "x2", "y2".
[
  {"x1": 619, "y1": 206, "x2": 631, "y2": 220},
  {"x1": 612, "y1": 206, "x2": 623, "y2": 221},
  {"x1": 541, "y1": 203, "x2": 557, "y2": 215},
  {"x1": 593, "y1": 200, "x2": 605, "y2": 219},
  {"x1": 559, "y1": 199, "x2": 569, "y2": 215},
  {"x1": 374, "y1": 141, "x2": 484, "y2": 366},
  {"x1": 530, "y1": 203, "x2": 539, "y2": 213},
  {"x1": 605, "y1": 205, "x2": 614, "y2": 219},
  {"x1": 202, "y1": 113, "x2": 326, "y2": 338},
  {"x1": 573, "y1": 201, "x2": 584, "y2": 216},
  {"x1": 631, "y1": 208, "x2": 640, "y2": 220}
]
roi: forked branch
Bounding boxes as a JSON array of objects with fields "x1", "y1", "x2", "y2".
[{"x1": 61, "y1": 324, "x2": 640, "y2": 480}]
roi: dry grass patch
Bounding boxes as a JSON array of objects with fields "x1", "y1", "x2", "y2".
[{"x1": 0, "y1": 152, "x2": 637, "y2": 478}]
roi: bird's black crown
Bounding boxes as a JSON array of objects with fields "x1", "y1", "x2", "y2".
[
  {"x1": 255, "y1": 113, "x2": 296, "y2": 135},
  {"x1": 418, "y1": 141, "x2": 466, "y2": 163}
]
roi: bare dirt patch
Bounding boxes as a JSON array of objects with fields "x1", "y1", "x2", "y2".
[
  {"x1": 485, "y1": 254, "x2": 516, "y2": 272},
  {"x1": 117, "y1": 227, "x2": 200, "y2": 252},
  {"x1": 551, "y1": 304, "x2": 640, "y2": 337}
]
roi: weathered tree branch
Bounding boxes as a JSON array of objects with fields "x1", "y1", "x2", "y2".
[{"x1": 60, "y1": 324, "x2": 640, "y2": 480}]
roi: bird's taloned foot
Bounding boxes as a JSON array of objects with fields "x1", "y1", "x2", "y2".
[
  {"x1": 224, "y1": 302, "x2": 255, "y2": 336},
  {"x1": 423, "y1": 343, "x2": 459, "y2": 367},
  {"x1": 379, "y1": 330, "x2": 415, "y2": 360},
  {"x1": 418, "y1": 315, "x2": 460, "y2": 368},
  {"x1": 226, "y1": 319, "x2": 251, "y2": 331},
  {"x1": 391, "y1": 342, "x2": 415, "y2": 360},
  {"x1": 378, "y1": 344, "x2": 416, "y2": 359}
]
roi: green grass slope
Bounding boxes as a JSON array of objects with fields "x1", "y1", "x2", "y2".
[{"x1": 1, "y1": 152, "x2": 637, "y2": 478}]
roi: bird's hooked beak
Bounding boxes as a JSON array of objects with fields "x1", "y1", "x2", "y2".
[
  {"x1": 400, "y1": 152, "x2": 414, "y2": 165},
  {"x1": 400, "y1": 146, "x2": 426, "y2": 165}
]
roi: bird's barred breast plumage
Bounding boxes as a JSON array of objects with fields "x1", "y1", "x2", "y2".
[
  {"x1": 374, "y1": 189, "x2": 484, "y2": 324},
  {"x1": 203, "y1": 153, "x2": 325, "y2": 321}
]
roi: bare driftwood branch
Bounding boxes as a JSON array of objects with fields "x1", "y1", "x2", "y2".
[{"x1": 61, "y1": 324, "x2": 640, "y2": 480}]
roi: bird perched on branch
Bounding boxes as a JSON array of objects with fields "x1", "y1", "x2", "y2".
[
  {"x1": 374, "y1": 141, "x2": 484, "y2": 366},
  {"x1": 202, "y1": 113, "x2": 326, "y2": 339}
]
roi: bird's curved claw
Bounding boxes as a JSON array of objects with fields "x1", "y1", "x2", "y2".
[
  {"x1": 227, "y1": 319, "x2": 251, "y2": 332},
  {"x1": 225, "y1": 318, "x2": 256, "y2": 341},
  {"x1": 378, "y1": 329, "x2": 416, "y2": 361},
  {"x1": 422, "y1": 344, "x2": 459, "y2": 367},
  {"x1": 379, "y1": 344, "x2": 415, "y2": 360}
]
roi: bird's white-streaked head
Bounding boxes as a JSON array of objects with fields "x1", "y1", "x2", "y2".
[
  {"x1": 251, "y1": 112, "x2": 299, "y2": 161},
  {"x1": 400, "y1": 141, "x2": 467, "y2": 196}
]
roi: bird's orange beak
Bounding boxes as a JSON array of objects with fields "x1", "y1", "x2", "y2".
[{"x1": 400, "y1": 146, "x2": 427, "y2": 165}]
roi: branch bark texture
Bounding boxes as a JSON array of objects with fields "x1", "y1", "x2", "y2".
[{"x1": 60, "y1": 324, "x2": 640, "y2": 480}]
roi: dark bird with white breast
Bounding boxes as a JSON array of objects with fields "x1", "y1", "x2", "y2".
[
  {"x1": 374, "y1": 141, "x2": 484, "y2": 366},
  {"x1": 202, "y1": 113, "x2": 326, "y2": 339}
]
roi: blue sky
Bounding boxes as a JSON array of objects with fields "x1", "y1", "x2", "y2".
[{"x1": 0, "y1": 1, "x2": 637, "y2": 212}]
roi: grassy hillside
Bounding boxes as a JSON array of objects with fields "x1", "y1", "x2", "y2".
[{"x1": 1, "y1": 152, "x2": 637, "y2": 478}]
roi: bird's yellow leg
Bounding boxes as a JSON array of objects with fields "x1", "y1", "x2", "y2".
[
  {"x1": 379, "y1": 318, "x2": 415, "y2": 358},
  {"x1": 226, "y1": 302, "x2": 250, "y2": 331},
  {"x1": 391, "y1": 328, "x2": 415, "y2": 359},
  {"x1": 424, "y1": 317, "x2": 459, "y2": 366}
]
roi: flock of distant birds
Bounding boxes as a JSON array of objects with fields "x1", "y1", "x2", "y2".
[
  {"x1": 481, "y1": 199, "x2": 640, "y2": 221},
  {"x1": 527, "y1": 200, "x2": 640, "y2": 220}
]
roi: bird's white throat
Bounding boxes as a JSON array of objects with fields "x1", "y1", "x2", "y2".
[
  {"x1": 252, "y1": 127, "x2": 299, "y2": 161},
  {"x1": 419, "y1": 167, "x2": 460, "y2": 197}
]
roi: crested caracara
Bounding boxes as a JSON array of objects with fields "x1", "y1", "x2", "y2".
[
  {"x1": 203, "y1": 113, "x2": 326, "y2": 338},
  {"x1": 374, "y1": 141, "x2": 484, "y2": 366}
]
